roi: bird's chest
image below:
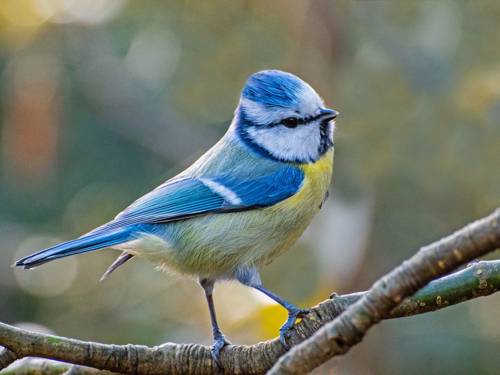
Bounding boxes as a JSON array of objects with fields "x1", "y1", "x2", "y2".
[
  {"x1": 271, "y1": 150, "x2": 333, "y2": 227},
  {"x1": 249, "y1": 149, "x2": 334, "y2": 267}
]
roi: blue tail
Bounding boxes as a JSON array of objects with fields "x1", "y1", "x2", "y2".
[{"x1": 15, "y1": 228, "x2": 133, "y2": 269}]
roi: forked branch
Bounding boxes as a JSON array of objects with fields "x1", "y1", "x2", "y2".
[{"x1": 270, "y1": 208, "x2": 500, "y2": 374}]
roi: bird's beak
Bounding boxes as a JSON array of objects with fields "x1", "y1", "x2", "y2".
[{"x1": 319, "y1": 108, "x2": 339, "y2": 122}]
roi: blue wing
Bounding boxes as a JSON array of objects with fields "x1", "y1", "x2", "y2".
[
  {"x1": 16, "y1": 165, "x2": 303, "y2": 269},
  {"x1": 104, "y1": 166, "x2": 304, "y2": 229}
]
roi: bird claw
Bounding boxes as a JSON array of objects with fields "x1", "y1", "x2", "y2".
[
  {"x1": 279, "y1": 308, "x2": 309, "y2": 348},
  {"x1": 211, "y1": 332, "x2": 231, "y2": 367}
]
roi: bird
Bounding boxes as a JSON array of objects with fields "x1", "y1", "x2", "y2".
[{"x1": 15, "y1": 69, "x2": 339, "y2": 364}]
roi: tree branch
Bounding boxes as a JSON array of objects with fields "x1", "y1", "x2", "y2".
[
  {"x1": 269, "y1": 208, "x2": 500, "y2": 374},
  {"x1": 1, "y1": 209, "x2": 499, "y2": 374},
  {"x1": 0, "y1": 348, "x2": 17, "y2": 370},
  {"x1": 0, "y1": 358, "x2": 116, "y2": 375},
  {"x1": 1, "y1": 260, "x2": 499, "y2": 374}
]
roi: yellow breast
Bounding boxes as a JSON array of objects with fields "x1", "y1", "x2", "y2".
[
  {"x1": 286, "y1": 148, "x2": 334, "y2": 208},
  {"x1": 258, "y1": 149, "x2": 334, "y2": 263}
]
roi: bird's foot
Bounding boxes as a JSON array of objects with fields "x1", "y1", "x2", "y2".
[
  {"x1": 279, "y1": 307, "x2": 310, "y2": 348},
  {"x1": 211, "y1": 331, "x2": 231, "y2": 367}
]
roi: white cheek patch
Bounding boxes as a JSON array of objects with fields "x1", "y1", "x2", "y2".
[
  {"x1": 247, "y1": 123, "x2": 322, "y2": 162},
  {"x1": 239, "y1": 83, "x2": 333, "y2": 162}
]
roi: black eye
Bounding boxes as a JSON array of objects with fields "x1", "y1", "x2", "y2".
[{"x1": 282, "y1": 117, "x2": 299, "y2": 128}]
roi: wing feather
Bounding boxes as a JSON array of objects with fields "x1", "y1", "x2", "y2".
[{"x1": 103, "y1": 166, "x2": 303, "y2": 230}]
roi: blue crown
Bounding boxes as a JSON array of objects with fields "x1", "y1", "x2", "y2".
[{"x1": 241, "y1": 70, "x2": 304, "y2": 108}]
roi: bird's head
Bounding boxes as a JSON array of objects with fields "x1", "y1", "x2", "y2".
[{"x1": 234, "y1": 70, "x2": 338, "y2": 163}]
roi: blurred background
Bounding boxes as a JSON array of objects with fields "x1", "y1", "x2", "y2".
[{"x1": 0, "y1": 1, "x2": 499, "y2": 374}]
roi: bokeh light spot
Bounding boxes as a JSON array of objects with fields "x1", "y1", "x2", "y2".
[{"x1": 35, "y1": 0, "x2": 127, "y2": 25}]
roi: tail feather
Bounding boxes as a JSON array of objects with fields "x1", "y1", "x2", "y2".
[
  {"x1": 99, "y1": 251, "x2": 134, "y2": 282},
  {"x1": 15, "y1": 228, "x2": 132, "y2": 269}
]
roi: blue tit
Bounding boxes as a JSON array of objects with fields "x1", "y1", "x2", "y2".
[{"x1": 16, "y1": 69, "x2": 339, "y2": 363}]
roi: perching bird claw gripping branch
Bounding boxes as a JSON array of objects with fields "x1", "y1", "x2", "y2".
[{"x1": 1, "y1": 209, "x2": 500, "y2": 375}]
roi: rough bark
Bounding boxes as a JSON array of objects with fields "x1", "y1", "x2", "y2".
[{"x1": 0, "y1": 348, "x2": 17, "y2": 370}]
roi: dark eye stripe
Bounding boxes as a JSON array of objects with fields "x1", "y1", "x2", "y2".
[
  {"x1": 268, "y1": 113, "x2": 326, "y2": 128},
  {"x1": 304, "y1": 113, "x2": 328, "y2": 122}
]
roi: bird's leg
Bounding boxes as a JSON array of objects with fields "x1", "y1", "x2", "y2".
[
  {"x1": 252, "y1": 285, "x2": 309, "y2": 347},
  {"x1": 199, "y1": 278, "x2": 230, "y2": 366},
  {"x1": 236, "y1": 267, "x2": 309, "y2": 348}
]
